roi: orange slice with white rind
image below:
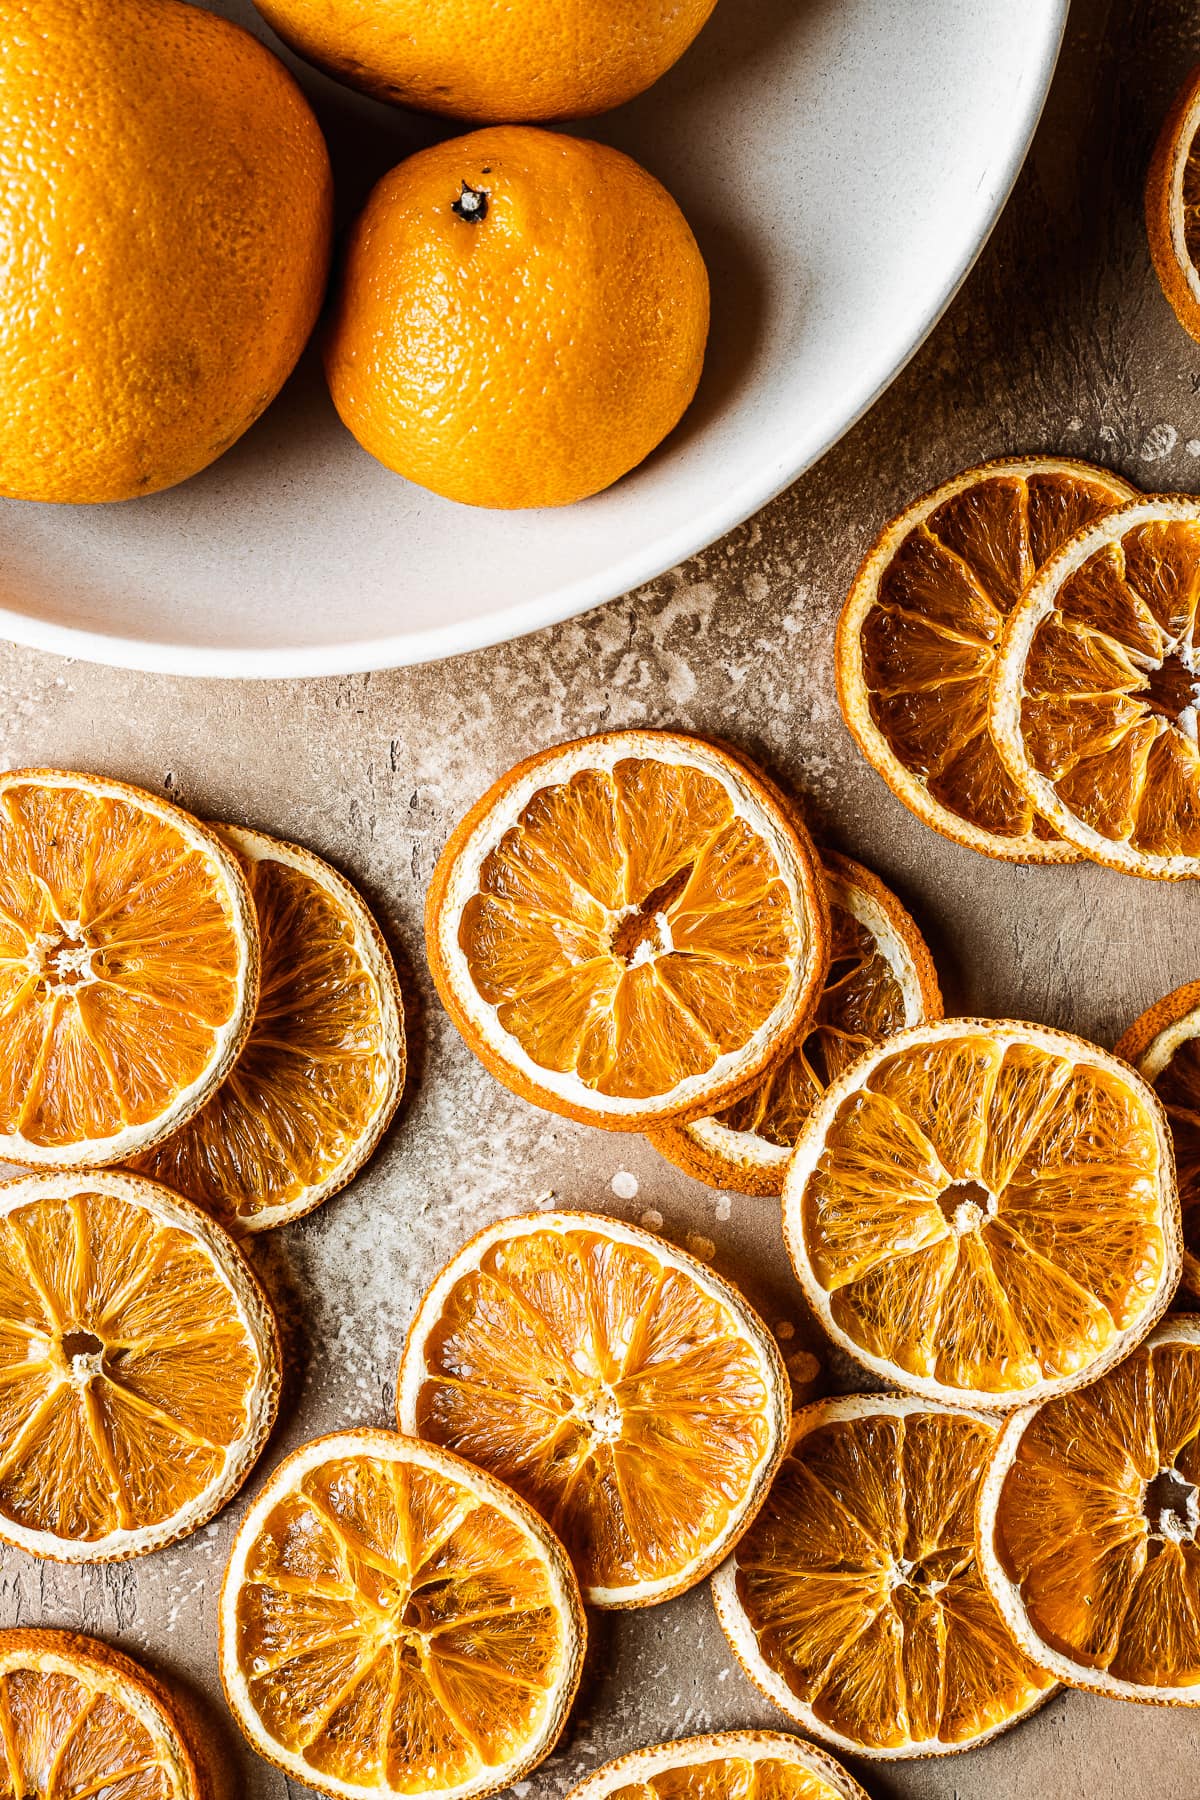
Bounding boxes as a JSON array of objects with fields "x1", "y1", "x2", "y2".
[
  {"x1": 1119, "y1": 979, "x2": 1200, "y2": 1296},
  {"x1": 648, "y1": 850, "x2": 941, "y2": 1195},
  {"x1": 0, "y1": 1168, "x2": 279, "y2": 1562},
  {"x1": 712, "y1": 1395, "x2": 1055, "y2": 1758},
  {"x1": 564, "y1": 1731, "x2": 869, "y2": 1800},
  {"x1": 783, "y1": 1017, "x2": 1180, "y2": 1407},
  {"x1": 978, "y1": 1315, "x2": 1200, "y2": 1703},
  {"x1": 219, "y1": 1428, "x2": 585, "y2": 1800},
  {"x1": 135, "y1": 825, "x2": 405, "y2": 1233},
  {"x1": 837, "y1": 457, "x2": 1135, "y2": 860},
  {"x1": 0, "y1": 767, "x2": 258, "y2": 1164},
  {"x1": 0, "y1": 1627, "x2": 211, "y2": 1797},
  {"x1": 990, "y1": 495, "x2": 1200, "y2": 878},
  {"x1": 397, "y1": 1210, "x2": 790, "y2": 1607},
  {"x1": 424, "y1": 730, "x2": 829, "y2": 1130},
  {"x1": 1147, "y1": 63, "x2": 1200, "y2": 344}
]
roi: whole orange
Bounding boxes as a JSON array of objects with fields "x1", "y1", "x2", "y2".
[
  {"x1": 324, "y1": 128, "x2": 710, "y2": 511},
  {"x1": 253, "y1": 0, "x2": 720, "y2": 122},
  {"x1": 0, "y1": 0, "x2": 333, "y2": 505}
]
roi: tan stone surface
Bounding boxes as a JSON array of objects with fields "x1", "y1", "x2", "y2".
[{"x1": 3, "y1": 0, "x2": 1200, "y2": 1794}]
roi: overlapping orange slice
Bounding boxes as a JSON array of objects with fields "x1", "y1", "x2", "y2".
[
  {"x1": 1147, "y1": 61, "x2": 1200, "y2": 343},
  {"x1": 1119, "y1": 979, "x2": 1200, "y2": 1295}
]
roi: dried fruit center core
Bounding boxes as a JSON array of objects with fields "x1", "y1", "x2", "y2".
[
  {"x1": 573, "y1": 1383, "x2": 623, "y2": 1441},
  {"x1": 1144, "y1": 648, "x2": 1200, "y2": 730},
  {"x1": 29, "y1": 921, "x2": 96, "y2": 993},
  {"x1": 1145, "y1": 1466, "x2": 1200, "y2": 1542},
  {"x1": 937, "y1": 1177, "x2": 997, "y2": 1234},
  {"x1": 609, "y1": 863, "x2": 694, "y2": 966}
]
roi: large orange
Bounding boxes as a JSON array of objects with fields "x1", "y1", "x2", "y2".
[
  {"x1": 0, "y1": 0, "x2": 332, "y2": 505},
  {"x1": 253, "y1": 0, "x2": 720, "y2": 122},
  {"x1": 325, "y1": 128, "x2": 710, "y2": 511}
]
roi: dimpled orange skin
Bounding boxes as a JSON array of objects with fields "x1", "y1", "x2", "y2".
[
  {"x1": 253, "y1": 0, "x2": 720, "y2": 122},
  {"x1": 324, "y1": 127, "x2": 711, "y2": 511},
  {"x1": 0, "y1": 0, "x2": 333, "y2": 505}
]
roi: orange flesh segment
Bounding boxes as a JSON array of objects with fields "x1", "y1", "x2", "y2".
[
  {"x1": 1185, "y1": 132, "x2": 1200, "y2": 273},
  {"x1": 607, "y1": 1757, "x2": 845, "y2": 1800},
  {"x1": 235, "y1": 1454, "x2": 567, "y2": 1787},
  {"x1": 995, "y1": 1339, "x2": 1200, "y2": 1686},
  {"x1": 0, "y1": 783, "x2": 243, "y2": 1149},
  {"x1": 412, "y1": 1227, "x2": 774, "y2": 1593},
  {"x1": 733, "y1": 1409, "x2": 1048, "y2": 1750},
  {"x1": 716, "y1": 896, "x2": 908, "y2": 1148},
  {"x1": 135, "y1": 854, "x2": 392, "y2": 1224},
  {"x1": 458, "y1": 759, "x2": 798, "y2": 1100},
  {"x1": 1018, "y1": 521, "x2": 1200, "y2": 856},
  {"x1": 0, "y1": 1192, "x2": 261, "y2": 1542},
  {"x1": 804, "y1": 1034, "x2": 1165, "y2": 1393},
  {"x1": 859, "y1": 471, "x2": 1124, "y2": 842},
  {"x1": 0, "y1": 1665, "x2": 179, "y2": 1797}
]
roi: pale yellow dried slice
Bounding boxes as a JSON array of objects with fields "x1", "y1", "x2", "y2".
[
  {"x1": 219, "y1": 1429, "x2": 585, "y2": 1800},
  {"x1": 397, "y1": 1210, "x2": 789, "y2": 1607},
  {"x1": 564, "y1": 1731, "x2": 868, "y2": 1800},
  {"x1": 0, "y1": 768, "x2": 258, "y2": 1164},
  {"x1": 712, "y1": 1395, "x2": 1054, "y2": 1757},
  {"x1": 783, "y1": 1018, "x2": 1180, "y2": 1407},
  {"x1": 978, "y1": 1315, "x2": 1200, "y2": 1703},
  {"x1": 136, "y1": 826, "x2": 405, "y2": 1233}
]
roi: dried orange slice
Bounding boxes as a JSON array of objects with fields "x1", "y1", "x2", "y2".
[
  {"x1": 219, "y1": 1428, "x2": 585, "y2": 1799},
  {"x1": 0, "y1": 1169, "x2": 279, "y2": 1561},
  {"x1": 712, "y1": 1395, "x2": 1054, "y2": 1757},
  {"x1": 978, "y1": 1315, "x2": 1200, "y2": 1703},
  {"x1": 1119, "y1": 980, "x2": 1200, "y2": 1296},
  {"x1": 991, "y1": 495, "x2": 1200, "y2": 877},
  {"x1": 397, "y1": 1210, "x2": 789, "y2": 1607},
  {"x1": 1147, "y1": 63, "x2": 1200, "y2": 343},
  {"x1": 0, "y1": 768, "x2": 258, "y2": 1164},
  {"x1": 0, "y1": 1627, "x2": 211, "y2": 1796},
  {"x1": 564, "y1": 1731, "x2": 868, "y2": 1800},
  {"x1": 837, "y1": 457, "x2": 1135, "y2": 859},
  {"x1": 135, "y1": 825, "x2": 405, "y2": 1233},
  {"x1": 424, "y1": 730, "x2": 828, "y2": 1130},
  {"x1": 783, "y1": 1018, "x2": 1180, "y2": 1407},
  {"x1": 648, "y1": 851, "x2": 941, "y2": 1194}
]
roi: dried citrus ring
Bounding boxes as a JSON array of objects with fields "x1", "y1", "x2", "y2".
[
  {"x1": 978, "y1": 1315, "x2": 1200, "y2": 1703},
  {"x1": 1147, "y1": 63, "x2": 1200, "y2": 342},
  {"x1": 1118, "y1": 979, "x2": 1200, "y2": 1296},
  {"x1": 648, "y1": 850, "x2": 941, "y2": 1195},
  {"x1": 564, "y1": 1731, "x2": 868, "y2": 1800},
  {"x1": 0, "y1": 1169, "x2": 280, "y2": 1561},
  {"x1": 0, "y1": 768, "x2": 258, "y2": 1164},
  {"x1": 837, "y1": 457, "x2": 1135, "y2": 860},
  {"x1": 712, "y1": 1395, "x2": 1054, "y2": 1758},
  {"x1": 0, "y1": 1627, "x2": 211, "y2": 1797},
  {"x1": 424, "y1": 730, "x2": 829, "y2": 1130},
  {"x1": 397, "y1": 1210, "x2": 789, "y2": 1607},
  {"x1": 990, "y1": 495, "x2": 1200, "y2": 877},
  {"x1": 219, "y1": 1428, "x2": 585, "y2": 1800},
  {"x1": 783, "y1": 1018, "x2": 1180, "y2": 1407},
  {"x1": 135, "y1": 825, "x2": 405, "y2": 1233}
]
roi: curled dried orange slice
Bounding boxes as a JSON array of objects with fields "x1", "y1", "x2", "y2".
[
  {"x1": 1119, "y1": 979, "x2": 1200, "y2": 1296},
  {"x1": 135, "y1": 826, "x2": 405, "y2": 1233},
  {"x1": 712, "y1": 1395, "x2": 1054, "y2": 1757},
  {"x1": 0, "y1": 768, "x2": 258, "y2": 1164},
  {"x1": 783, "y1": 1018, "x2": 1180, "y2": 1407},
  {"x1": 424, "y1": 731, "x2": 828, "y2": 1129},
  {"x1": 978, "y1": 1315, "x2": 1200, "y2": 1703},
  {"x1": 0, "y1": 1169, "x2": 279, "y2": 1561},
  {"x1": 991, "y1": 496, "x2": 1200, "y2": 877},
  {"x1": 0, "y1": 1627, "x2": 211, "y2": 1796},
  {"x1": 648, "y1": 851, "x2": 941, "y2": 1194},
  {"x1": 397, "y1": 1211, "x2": 789, "y2": 1607},
  {"x1": 1147, "y1": 62, "x2": 1200, "y2": 343},
  {"x1": 220, "y1": 1428, "x2": 585, "y2": 1799},
  {"x1": 837, "y1": 457, "x2": 1134, "y2": 859},
  {"x1": 564, "y1": 1731, "x2": 868, "y2": 1800}
]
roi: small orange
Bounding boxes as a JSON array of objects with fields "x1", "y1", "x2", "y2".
[
  {"x1": 253, "y1": 0, "x2": 720, "y2": 122},
  {"x1": 325, "y1": 127, "x2": 710, "y2": 511}
]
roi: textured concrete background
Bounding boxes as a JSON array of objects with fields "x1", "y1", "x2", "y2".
[{"x1": 4, "y1": 0, "x2": 1200, "y2": 1795}]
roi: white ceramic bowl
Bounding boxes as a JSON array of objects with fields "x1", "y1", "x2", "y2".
[{"x1": 0, "y1": 0, "x2": 1066, "y2": 676}]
